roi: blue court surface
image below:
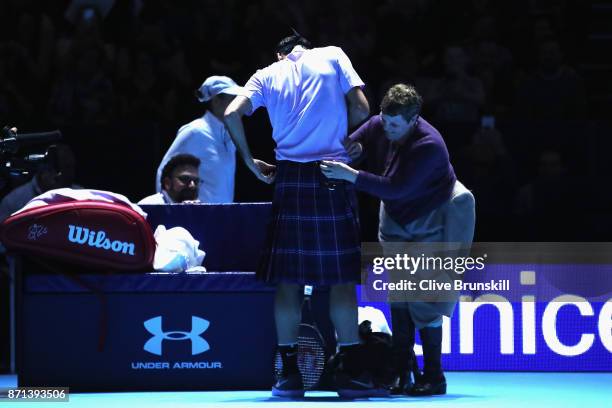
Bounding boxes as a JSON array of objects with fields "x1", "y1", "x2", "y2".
[{"x1": 1, "y1": 372, "x2": 610, "y2": 407}]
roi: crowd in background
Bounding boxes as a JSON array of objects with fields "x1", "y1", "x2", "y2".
[
  {"x1": 0, "y1": 0, "x2": 594, "y2": 126},
  {"x1": 1, "y1": 0, "x2": 611, "y2": 374},
  {"x1": 0, "y1": 0, "x2": 609, "y2": 241}
]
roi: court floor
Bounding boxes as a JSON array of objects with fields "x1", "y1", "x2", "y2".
[{"x1": 1, "y1": 372, "x2": 610, "y2": 407}]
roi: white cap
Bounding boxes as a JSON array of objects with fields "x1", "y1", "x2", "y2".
[{"x1": 196, "y1": 76, "x2": 243, "y2": 102}]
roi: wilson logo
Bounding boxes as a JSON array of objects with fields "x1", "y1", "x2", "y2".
[{"x1": 67, "y1": 225, "x2": 135, "y2": 255}]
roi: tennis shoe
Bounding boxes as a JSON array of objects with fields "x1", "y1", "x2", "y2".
[
  {"x1": 335, "y1": 371, "x2": 390, "y2": 399},
  {"x1": 272, "y1": 371, "x2": 304, "y2": 398}
]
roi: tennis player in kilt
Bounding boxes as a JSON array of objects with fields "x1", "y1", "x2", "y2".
[{"x1": 223, "y1": 33, "x2": 382, "y2": 398}]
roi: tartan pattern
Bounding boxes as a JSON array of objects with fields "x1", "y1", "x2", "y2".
[{"x1": 257, "y1": 161, "x2": 361, "y2": 285}]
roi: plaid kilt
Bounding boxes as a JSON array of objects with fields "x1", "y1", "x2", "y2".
[{"x1": 257, "y1": 161, "x2": 361, "y2": 285}]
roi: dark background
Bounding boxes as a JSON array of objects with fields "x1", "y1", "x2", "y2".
[{"x1": 1, "y1": 0, "x2": 611, "y2": 372}]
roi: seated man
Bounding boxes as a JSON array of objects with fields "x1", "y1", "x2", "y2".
[{"x1": 139, "y1": 154, "x2": 201, "y2": 204}]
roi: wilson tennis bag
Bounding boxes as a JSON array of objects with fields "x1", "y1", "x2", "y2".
[{"x1": 0, "y1": 200, "x2": 155, "y2": 270}]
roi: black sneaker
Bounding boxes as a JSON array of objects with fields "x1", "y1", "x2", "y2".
[
  {"x1": 391, "y1": 352, "x2": 422, "y2": 395},
  {"x1": 390, "y1": 369, "x2": 416, "y2": 395},
  {"x1": 272, "y1": 372, "x2": 304, "y2": 398},
  {"x1": 408, "y1": 373, "x2": 446, "y2": 396},
  {"x1": 335, "y1": 371, "x2": 390, "y2": 399}
]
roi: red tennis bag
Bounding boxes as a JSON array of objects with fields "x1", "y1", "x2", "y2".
[{"x1": 0, "y1": 200, "x2": 156, "y2": 270}]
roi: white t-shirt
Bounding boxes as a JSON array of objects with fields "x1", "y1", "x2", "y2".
[{"x1": 243, "y1": 46, "x2": 365, "y2": 162}]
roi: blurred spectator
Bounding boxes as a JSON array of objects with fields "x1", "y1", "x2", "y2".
[
  {"x1": 454, "y1": 126, "x2": 517, "y2": 239},
  {"x1": 467, "y1": 16, "x2": 515, "y2": 115},
  {"x1": 48, "y1": 45, "x2": 115, "y2": 125},
  {"x1": 379, "y1": 47, "x2": 423, "y2": 90},
  {"x1": 0, "y1": 44, "x2": 35, "y2": 124},
  {"x1": 15, "y1": 8, "x2": 56, "y2": 82},
  {"x1": 514, "y1": 39, "x2": 586, "y2": 119},
  {"x1": 513, "y1": 149, "x2": 577, "y2": 239},
  {"x1": 0, "y1": 7, "x2": 56, "y2": 124},
  {"x1": 114, "y1": 19, "x2": 185, "y2": 122},
  {"x1": 425, "y1": 46, "x2": 486, "y2": 124},
  {"x1": 55, "y1": 3, "x2": 115, "y2": 72},
  {"x1": 64, "y1": 0, "x2": 116, "y2": 25},
  {"x1": 157, "y1": 45, "x2": 193, "y2": 121},
  {"x1": 117, "y1": 50, "x2": 167, "y2": 122},
  {"x1": 0, "y1": 143, "x2": 77, "y2": 222},
  {"x1": 532, "y1": 16, "x2": 557, "y2": 47},
  {"x1": 515, "y1": 149, "x2": 564, "y2": 216},
  {"x1": 139, "y1": 153, "x2": 200, "y2": 204}
]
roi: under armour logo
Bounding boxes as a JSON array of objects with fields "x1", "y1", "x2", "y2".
[{"x1": 143, "y1": 316, "x2": 210, "y2": 356}]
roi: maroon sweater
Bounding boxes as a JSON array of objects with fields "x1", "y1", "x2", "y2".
[{"x1": 351, "y1": 115, "x2": 456, "y2": 225}]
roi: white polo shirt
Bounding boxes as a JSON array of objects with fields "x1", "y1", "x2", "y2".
[
  {"x1": 243, "y1": 46, "x2": 365, "y2": 162},
  {"x1": 156, "y1": 111, "x2": 236, "y2": 203},
  {"x1": 138, "y1": 191, "x2": 175, "y2": 205}
]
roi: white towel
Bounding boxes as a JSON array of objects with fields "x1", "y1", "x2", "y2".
[{"x1": 153, "y1": 225, "x2": 206, "y2": 273}]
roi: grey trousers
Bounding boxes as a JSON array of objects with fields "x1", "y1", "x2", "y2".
[{"x1": 378, "y1": 180, "x2": 476, "y2": 328}]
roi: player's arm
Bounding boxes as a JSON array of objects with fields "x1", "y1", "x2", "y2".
[
  {"x1": 346, "y1": 86, "x2": 369, "y2": 129},
  {"x1": 224, "y1": 96, "x2": 275, "y2": 183},
  {"x1": 343, "y1": 87, "x2": 369, "y2": 161}
]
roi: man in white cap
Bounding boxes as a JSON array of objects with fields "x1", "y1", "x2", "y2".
[{"x1": 155, "y1": 76, "x2": 244, "y2": 203}]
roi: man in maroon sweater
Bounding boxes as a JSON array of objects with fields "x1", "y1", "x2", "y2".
[{"x1": 321, "y1": 83, "x2": 475, "y2": 396}]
